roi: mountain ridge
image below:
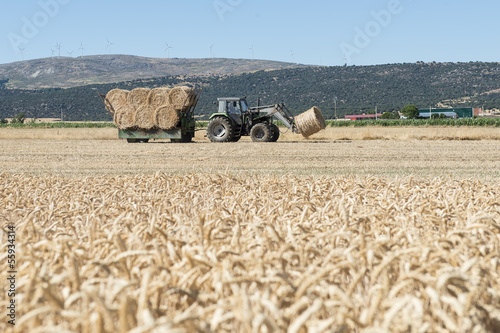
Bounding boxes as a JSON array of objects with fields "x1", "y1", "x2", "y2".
[{"x1": 0, "y1": 55, "x2": 308, "y2": 89}]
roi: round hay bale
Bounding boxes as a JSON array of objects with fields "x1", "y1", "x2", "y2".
[
  {"x1": 127, "y1": 88, "x2": 151, "y2": 108},
  {"x1": 148, "y1": 87, "x2": 171, "y2": 109},
  {"x1": 105, "y1": 89, "x2": 129, "y2": 113},
  {"x1": 295, "y1": 106, "x2": 326, "y2": 137},
  {"x1": 114, "y1": 105, "x2": 136, "y2": 129},
  {"x1": 168, "y1": 86, "x2": 195, "y2": 108},
  {"x1": 135, "y1": 105, "x2": 156, "y2": 130},
  {"x1": 155, "y1": 105, "x2": 181, "y2": 130}
]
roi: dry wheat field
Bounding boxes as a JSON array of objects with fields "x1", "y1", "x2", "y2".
[
  {"x1": 1, "y1": 130, "x2": 500, "y2": 332},
  {"x1": 1, "y1": 173, "x2": 499, "y2": 333}
]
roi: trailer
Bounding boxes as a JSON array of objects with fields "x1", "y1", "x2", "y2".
[
  {"x1": 118, "y1": 110, "x2": 196, "y2": 143},
  {"x1": 99, "y1": 87, "x2": 201, "y2": 143}
]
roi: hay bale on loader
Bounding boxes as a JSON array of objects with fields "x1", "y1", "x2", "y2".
[
  {"x1": 105, "y1": 89, "x2": 129, "y2": 113},
  {"x1": 295, "y1": 106, "x2": 326, "y2": 137},
  {"x1": 114, "y1": 105, "x2": 136, "y2": 130},
  {"x1": 148, "y1": 88, "x2": 171, "y2": 109},
  {"x1": 127, "y1": 88, "x2": 151, "y2": 108},
  {"x1": 168, "y1": 86, "x2": 195, "y2": 108},
  {"x1": 155, "y1": 105, "x2": 181, "y2": 130}
]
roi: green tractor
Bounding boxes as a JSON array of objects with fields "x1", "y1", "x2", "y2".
[{"x1": 206, "y1": 97, "x2": 299, "y2": 142}]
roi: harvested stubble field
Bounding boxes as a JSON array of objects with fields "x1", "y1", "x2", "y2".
[
  {"x1": 1, "y1": 174, "x2": 499, "y2": 332},
  {"x1": 0, "y1": 137, "x2": 499, "y2": 179}
]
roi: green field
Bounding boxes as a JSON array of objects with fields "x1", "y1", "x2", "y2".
[
  {"x1": 0, "y1": 122, "x2": 116, "y2": 128},
  {"x1": 327, "y1": 118, "x2": 500, "y2": 127},
  {"x1": 1, "y1": 117, "x2": 499, "y2": 129}
]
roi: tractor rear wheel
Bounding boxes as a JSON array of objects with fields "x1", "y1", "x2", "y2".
[
  {"x1": 269, "y1": 124, "x2": 280, "y2": 142},
  {"x1": 207, "y1": 117, "x2": 234, "y2": 143},
  {"x1": 250, "y1": 123, "x2": 271, "y2": 142}
]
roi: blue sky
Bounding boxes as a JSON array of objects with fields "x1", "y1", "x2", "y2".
[{"x1": 1, "y1": 0, "x2": 499, "y2": 66}]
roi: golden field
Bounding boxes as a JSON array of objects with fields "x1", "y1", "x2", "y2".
[
  {"x1": 1, "y1": 127, "x2": 499, "y2": 332},
  {"x1": 1, "y1": 174, "x2": 499, "y2": 332}
]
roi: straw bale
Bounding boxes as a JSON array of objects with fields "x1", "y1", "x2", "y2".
[
  {"x1": 134, "y1": 105, "x2": 156, "y2": 130},
  {"x1": 168, "y1": 86, "x2": 195, "y2": 108},
  {"x1": 295, "y1": 106, "x2": 326, "y2": 137},
  {"x1": 114, "y1": 105, "x2": 136, "y2": 129},
  {"x1": 155, "y1": 105, "x2": 181, "y2": 130},
  {"x1": 127, "y1": 88, "x2": 151, "y2": 108},
  {"x1": 105, "y1": 89, "x2": 129, "y2": 113},
  {"x1": 147, "y1": 87, "x2": 171, "y2": 109}
]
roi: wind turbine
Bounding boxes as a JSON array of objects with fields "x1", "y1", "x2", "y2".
[
  {"x1": 209, "y1": 44, "x2": 213, "y2": 58},
  {"x1": 67, "y1": 50, "x2": 74, "y2": 57},
  {"x1": 55, "y1": 42, "x2": 61, "y2": 58},
  {"x1": 79, "y1": 43, "x2": 85, "y2": 57},
  {"x1": 164, "y1": 42, "x2": 172, "y2": 58},
  {"x1": 250, "y1": 45, "x2": 254, "y2": 60},
  {"x1": 19, "y1": 47, "x2": 26, "y2": 61},
  {"x1": 290, "y1": 50, "x2": 295, "y2": 63},
  {"x1": 107, "y1": 39, "x2": 115, "y2": 54},
  {"x1": 50, "y1": 48, "x2": 55, "y2": 59}
]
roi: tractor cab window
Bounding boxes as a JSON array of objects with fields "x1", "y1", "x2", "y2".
[
  {"x1": 227, "y1": 101, "x2": 241, "y2": 114},
  {"x1": 240, "y1": 100, "x2": 249, "y2": 112}
]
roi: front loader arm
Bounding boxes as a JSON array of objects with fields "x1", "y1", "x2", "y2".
[{"x1": 250, "y1": 104, "x2": 299, "y2": 134}]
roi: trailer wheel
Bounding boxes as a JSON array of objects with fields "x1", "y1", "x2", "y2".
[
  {"x1": 127, "y1": 139, "x2": 149, "y2": 143},
  {"x1": 269, "y1": 124, "x2": 280, "y2": 142},
  {"x1": 171, "y1": 135, "x2": 192, "y2": 143},
  {"x1": 207, "y1": 117, "x2": 234, "y2": 143},
  {"x1": 250, "y1": 123, "x2": 271, "y2": 142}
]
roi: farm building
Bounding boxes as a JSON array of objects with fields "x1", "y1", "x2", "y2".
[
  {"x1": 418, "y1": 111, "x2": 458, "y2": 119},
  {"x1": 418, "y1": 107, "x2": 474, "y2": 118},
  {"x1": 344, "y1": 114, "x2": 383, "y2": 121}
]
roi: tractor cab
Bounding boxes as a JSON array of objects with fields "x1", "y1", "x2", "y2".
[{"x1": 216, "y1": 98, "x2": 248, "y2": 125}]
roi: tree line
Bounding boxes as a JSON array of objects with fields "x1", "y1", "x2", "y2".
[{"x1": 1, "y1": 62, "x2": 499, "y2": 121}]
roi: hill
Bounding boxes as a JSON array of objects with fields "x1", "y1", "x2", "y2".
[
  {"x1": 1, "y1": 61, "x2": 500, "y2": 121},
  {"x1": 0, "y1": 55, "x2": 306, "y2": 89}
]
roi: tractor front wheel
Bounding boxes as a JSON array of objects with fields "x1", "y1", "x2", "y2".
[
  {"x1": 269, "y1": 124, "x2": 280, "y2": 142},
  {"x1": 207, "y1": 117, "x2": 234, "y2": 143},
  {"x1": 250, "y1": 123, "x2": 271, "y2": 142}
]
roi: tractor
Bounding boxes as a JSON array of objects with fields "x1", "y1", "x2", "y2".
[{"x1": 206, "y1": 97, "x2": 299, "y2": 142}]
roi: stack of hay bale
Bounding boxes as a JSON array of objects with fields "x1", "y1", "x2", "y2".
[
  {"x1": 105, "y1": 86, "x2": 195, "y2": 130},
  {"x1": 295, "y1": 106, "x2": 326, "y2": 137}
]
